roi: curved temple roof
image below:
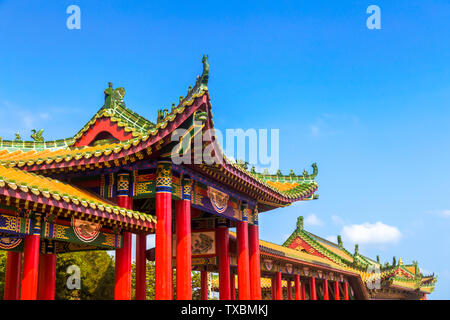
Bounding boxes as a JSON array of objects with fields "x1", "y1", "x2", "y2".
[
  {"x1": 283, "y1": 216, "x2": 436, "y2": 297},
  {"x1": 0, "y1": 56, "x2": 319, "y2": 210}
]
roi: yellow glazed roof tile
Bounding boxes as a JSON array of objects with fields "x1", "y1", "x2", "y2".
[{"x1": 0, "y1": 164, "x2": 155, "y2": 225}]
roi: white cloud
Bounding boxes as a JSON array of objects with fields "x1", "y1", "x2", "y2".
[
  {"x1": 325, "y1": 235, "x2": 337, "y2": 243},
  {"x1": 341, "y1": 222, "x2": 401, "y2": 245},
  {"x1": 331, "y1": 215, "x2": 345, "y2": 226},
  {"x1": 433, "y1": 210, "x2": 450, "y2": 218},
  {"x1": 304, "y1": 214, "x2": 324, "y2": 227}
]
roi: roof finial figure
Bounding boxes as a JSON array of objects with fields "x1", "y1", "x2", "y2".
[
  {"x1": 31, "y1": 129, "x2": 44, "y2": 142},
  {"x1": 157, "y1": 108, "x2": 168, "y2": 123},
  {"x1": 302, "y1": 163, "x2": 318, "y2": 180},
  {"x1": 14, "y1": 132, "x2": 22, "y2": 143},
  {"x1": 104, "y1": 83, "x2": 125, "y2": 107},
  {"x1": 202, "y1": 54, "x2": 209, "y2": 76},
  {"x1": 413, "y1": 261, "x2": 419, "y2": 276},
  {"x1": 297, "y1": 216, "x2": 304, "y2": 231},
  {"x1": 354, "y1": 244, "x2": 359, "y2": 255},
  {"x1": 200, "y1": 54, "x2": 209, "y2": 86},
  {"x1": 337, "y1": 235, "x2": 343, "y2": 247}
]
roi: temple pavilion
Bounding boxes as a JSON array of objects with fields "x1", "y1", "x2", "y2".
[
  {"x1": 210, "y1": 217, "x2": 435, "y2": 300},
  {"x1": 0, "y1": 57, "x2": 435, "y2": 300}
]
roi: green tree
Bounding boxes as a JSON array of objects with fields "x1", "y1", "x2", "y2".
[
  {"x1": 130, "y1": 261, "x2": 203, "y2": 300},
  {"x1": 55, "y1": 250, "x2": 115, "y2": 300},
  {"x1": 0, "y1": 251, "x2": 7, "y2": 299}
]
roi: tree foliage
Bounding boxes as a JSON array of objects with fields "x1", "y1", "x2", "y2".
[
  {"x1": 0, "y1": 251, "x2": 7, "y2": 299},
  {"x1": 130, "y1": 261, "x2": 203, "y2": 300},
  {"x1": 55, "y1": 250, "x2": 115, "y2": 300}
]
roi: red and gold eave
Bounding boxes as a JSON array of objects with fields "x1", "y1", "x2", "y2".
[{"x1": 0, "y1": 165, "x2": 155, "y2": 233}]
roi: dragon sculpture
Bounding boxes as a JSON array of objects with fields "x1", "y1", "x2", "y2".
[
  {"x1": 302, "y1": 163, "x2": 318, "y2": 180},
  {"x1": 157, "y1": 108, "x2": 169, "y2": 124},
  {"x1": 31, "y1": 129, "x2": 44, "y2": 142}
]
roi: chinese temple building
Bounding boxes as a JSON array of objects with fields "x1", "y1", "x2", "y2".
[
  {"x1": 0, "y1": 57, "x2": 435, "y2": 300},
  {"x1": 211, "y1": 216, "x2": 435, "y2": 300}
]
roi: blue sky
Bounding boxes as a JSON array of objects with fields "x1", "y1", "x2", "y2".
[{"x1": 0, "y1": 1, "x2": 449, "y2": 298}]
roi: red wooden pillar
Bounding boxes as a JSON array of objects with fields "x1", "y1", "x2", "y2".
[
  {"x1": 115, "y1": 232, "x2": 132, "y2": 299},
  {"x1": 236, "y1": 207, "x2": 250, "y2": 300},
  {"x1": 344, "y1": 281, "x2": 349, "y2": 300},
  {"x1": 155, "y1": 160, "x2": 173, "y2": 300},
  {"x1": 294, "y1": 275, "x2": 301, "y2": 300},
  {"x1": 115, "y1": 172, "x2": 133, "y2": 300},
  {"x1": 275, "y1": 271, "x2": 282, "y2": 300},
  {"x1": 201, "y1": 269, "x2": 208, "y2": 300},
  {"x1": 310, "y1": 276, "x2": 317, "y2": 300},
  {"x1": 248, "y1": 213, "x2": 262, "y2": 300},
  {"x1": 334, "y1": 281, "x2": 340, "y2": 300},
  {"x1": 323, "y1": 279, "x2": 329, "y2": 300},
  {"x1": 176, "y1": 176, "x2": 192, "y2": 300},
  {"x1": 287, "y1": 280, "x2": 292, "y2": 300},
  {"x1": 216, "y1": 220, "x2": 231, "y2": 300},
  {"x1": 230, "y1": 272, "x2": 236, "y2": 300},
  {"x1": 37, "y1": 253, "x2": 56, "y2": 300},
  {"x1": 271, "y1": 276, "x2": 276, "y2": 300},
  {"x1": 135, "y1": 234, "x2": 147, "y2": 300},
  {"x1": 4, "y1": 251, "x2": 22, "y2": 300},
  {"x1": 21, "y1": 214, "x2": 42, "y2": 300},
  {"x1": 301, "y1": 281, "x2": 306, "y2": 300}
]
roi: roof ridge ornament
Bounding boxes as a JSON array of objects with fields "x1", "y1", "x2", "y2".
[
  {"x1": 297, "y1": 216, "x2": 303, "y2": 231},
  {"x1": 104, "y1": 82, "x2": 126, "y2": 108},
  {"x1": 157, "y1": 108, "x2": 169, "y2": 124},
  {"x1": 337, "y1": 235, "x2": 343, "y2": 247},
  {"x1": 31, "y1": 129, "x2": 44, "y2": 142},
  {"x1": 14, "y1": 133, "x2": 22, "y2": 143},
  {"x1": 201, "y1": 54, "x2": 209, "y2": 86},
  {"x1": 305, "y1": 163, "x2": 318, "y2": 180}
]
